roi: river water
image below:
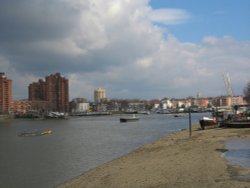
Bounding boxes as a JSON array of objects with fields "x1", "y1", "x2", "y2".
[
  {"x1": 225, "y1": 138, "x2": 250, "y2": 168},
  {"x1": 0, "y1": 113, "x2": 205, "y2": 188}
]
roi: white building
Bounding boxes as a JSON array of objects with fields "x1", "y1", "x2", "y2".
[{"x1": 75, "y1": 103, "x2": 90, "y2": 113}]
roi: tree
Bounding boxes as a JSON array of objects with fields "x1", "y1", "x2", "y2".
[{"x1": 243, "y1": 81, "x2": 250, "y2": 104}]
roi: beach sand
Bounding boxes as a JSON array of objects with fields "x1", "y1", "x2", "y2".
[{"x1": 56, "y1": 126, "x2": 250, "y2": 188}]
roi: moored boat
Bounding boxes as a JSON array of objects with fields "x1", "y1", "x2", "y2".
[
  {"x1": 173, "y1": 114, "x2": 185, "y2": 118},
  {"x1": 199, "y1": 117, "x2": 217, "y2": 130},
  {"x1": 220, "y1": 119, "x2": 250, "y2": 128},
  {"x1": 120, "y1": 114, "x2": 139, "y2": 123},
  {"x1": 45, "y1": 112, "x2": 66, "y2": 119},
  {"x1": 219, "y1": 111, "x2": 250, "y2": 128}
]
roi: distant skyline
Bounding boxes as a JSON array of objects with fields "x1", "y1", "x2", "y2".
[{"x1": 0, "y1": 0, "x2": 249, "y2": 100}]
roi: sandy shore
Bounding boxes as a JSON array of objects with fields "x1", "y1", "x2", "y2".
[{"x1": 56, "y1": 126, "x2": 250, "y2": 188}]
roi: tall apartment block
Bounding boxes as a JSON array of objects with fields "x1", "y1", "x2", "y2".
[
  {"x1": 28, "y1": 79, "x2": 46, "y2": 101},
  {"x1": 45, "y1": 73, "x2": 69, "y2": 112},
  {"x1": 0, "y1": 73, "x2": 12, "y2": 114},
  {"x1": 94, "y1": 88, "x2": 106, "y2": 103},
  {"x1": 28, "y1": 73, "x2": 69, "y2": 112}
]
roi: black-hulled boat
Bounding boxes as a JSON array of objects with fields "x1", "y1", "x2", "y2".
[
  {"x1": 199, "y1": 117, "x2": 217, "y2": 130},
  {"x1": 120, "y1": 114, "x2": 139, "y2": 123}
]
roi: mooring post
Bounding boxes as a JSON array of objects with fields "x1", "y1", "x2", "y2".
[{"x1": 189, "y1": 108, "x2": 192, "y2": 137}]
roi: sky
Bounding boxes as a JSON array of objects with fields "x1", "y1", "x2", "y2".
[{"x1": 0, "y1": 0, "x2": 249, "y2": 101}]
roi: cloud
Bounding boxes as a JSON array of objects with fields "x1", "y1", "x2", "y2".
[
  {"x1": 148, "y1": 8, "x2": 191, "y2": 25},
  {"x1": 68, "y1": 35, "x2": 250, "y2": 100},
  {"x1": 0, "y1": 0, "x2": 249, "y2": 100}
]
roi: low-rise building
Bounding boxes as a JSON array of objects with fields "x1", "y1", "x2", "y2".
[
  {"x1": 70, "y1": 98, "x2": 90, "y2": 113},
  {"x1": 213, "y1": 96, "x2": 244, "y2": 107},
  {"x1": 12, "y1": 100, "x2": 32, "y2": 114}
]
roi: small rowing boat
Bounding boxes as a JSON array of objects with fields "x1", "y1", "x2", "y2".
[{"x1": 19, "y1": 129, "x2": 52, "y2": 137}]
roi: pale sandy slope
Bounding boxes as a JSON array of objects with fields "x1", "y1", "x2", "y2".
[{"x1": 56, "y1": 126, "x2": 250, "y2": 188}]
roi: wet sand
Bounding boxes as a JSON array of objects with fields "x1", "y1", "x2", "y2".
[{"x1": 56, "y1": 126, "x2": 250, "y2": 188}]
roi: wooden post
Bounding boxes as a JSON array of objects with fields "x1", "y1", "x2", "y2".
[{"x1": 189, "y1": 108, "x2": 192, "y2": 137}]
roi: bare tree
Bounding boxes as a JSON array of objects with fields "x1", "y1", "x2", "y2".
[{"x1": 243, "y1": 81, "x2": 250, "y2": 104}]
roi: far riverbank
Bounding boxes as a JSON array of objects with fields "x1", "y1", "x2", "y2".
[{"x1": 57, "y1": 126, "x2": 250, "y2": 188}]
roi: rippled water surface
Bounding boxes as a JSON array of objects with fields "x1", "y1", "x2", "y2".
[{"x1": 0, "y1": 113, "x2": 205, "y2": 188}]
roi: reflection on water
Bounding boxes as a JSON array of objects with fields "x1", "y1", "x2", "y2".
[{"x1": 225, "y1": 138, "x2": 250, "y2": 168}]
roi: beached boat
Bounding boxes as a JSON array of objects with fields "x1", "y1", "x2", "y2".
[
  {"x1": 199, "y1": 117, "x2": 217, "y2": 130},
  {"x1": 19, "y1": 129, "x2": 52, "y2": 137},
  {"x1": 120, "y1": 114, "x2": 139, "y2": 123}
]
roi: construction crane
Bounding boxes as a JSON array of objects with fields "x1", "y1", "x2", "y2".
[{"x1": 223, "y1": 73, "x2": 234, "y2": 97}]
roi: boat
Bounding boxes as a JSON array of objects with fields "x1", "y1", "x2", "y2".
[
  {"x1": 220, "y1": 118, "x2": 250, "y2": 128},
  {"x1": 124, "y1": 110, "x2": 138, "y2": 114},
  {"x1": 199, "y1": 116, "x2": 217, "y2": 130},
  {"x1": 45, "y1": 112, "x2": 66, "y2": 119},
  {"x1": 157, "y1": 109, "x2": 171, "y2": 114},
  {"x1": 219, "y1": 112, "x2": 250, "y2": 128},
  {"x1": 19, "y1": 129, "x2": 52, "y2": 137},
  {"x1": 40, "y1": 130, "x2": 52, "y2": 135},
  {"x1": 120, "y1": 114, "x2": 139, "y2": 123},
  {"x1": 173, "y1": 114, "x2": 185, "y2": 118}
]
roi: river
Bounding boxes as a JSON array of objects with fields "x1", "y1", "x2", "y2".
[{"x1": 0, "y1": 113, "x2": 206, "y2": 188}]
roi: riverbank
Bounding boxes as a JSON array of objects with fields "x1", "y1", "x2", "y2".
[
  {"x1": 0, "y1": 114, "x2": 13, "y2": 120},
  {"x1": 56, "y1": 126, "x2": 250, "y2": 188}
]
